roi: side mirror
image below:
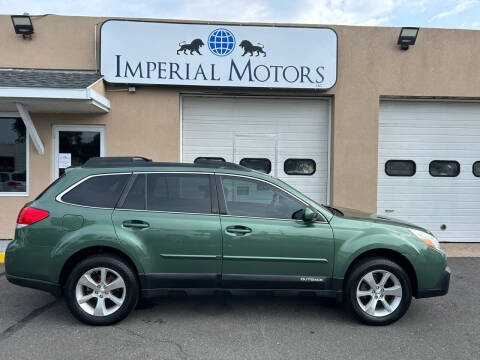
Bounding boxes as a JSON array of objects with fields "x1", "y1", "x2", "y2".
[{"x1": 302, "y1": 208, "x2": 318, "y2": 222}]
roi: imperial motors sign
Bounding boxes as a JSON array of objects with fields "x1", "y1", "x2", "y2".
[{"x1": 100, "y1": 20, "x2": 337, "y2": 89}]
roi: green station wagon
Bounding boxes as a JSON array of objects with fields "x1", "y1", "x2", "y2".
[{"x1": 5, "y1": 157, "x2": 450, "y2": 326}]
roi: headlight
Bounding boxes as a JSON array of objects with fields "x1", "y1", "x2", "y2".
[{"x1": 409, "y1": 229, "x2": 443, "y2": 253}]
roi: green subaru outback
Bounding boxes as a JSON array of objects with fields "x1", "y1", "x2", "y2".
[{"x1": 5, "y1": 157, "x2": 450, "y2": 326}]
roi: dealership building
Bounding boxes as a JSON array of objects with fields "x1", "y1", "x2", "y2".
[{"x1": 0, "y1": 14, "x2": 479, "y2": 242}]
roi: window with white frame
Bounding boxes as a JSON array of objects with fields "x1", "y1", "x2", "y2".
[{"x1": 0, "y1": 118, "x2": 27, "y2": 194}]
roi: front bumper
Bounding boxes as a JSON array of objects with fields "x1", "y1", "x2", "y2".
[{"x1": 416, "y1": 266, "x2": 451, "y2": 299}]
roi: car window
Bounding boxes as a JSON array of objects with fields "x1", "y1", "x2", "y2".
[
  {"x1": 121, "y1": 174, "x2": 146, "y2": 210},
  {"x1": 429, "y1": 160, "x2": 460, "y2": 177},
  {"x1": 284, "y1": 159, "x2": 316, "y2": 175},
  {"x1": 61, "y1": 174, "x2": 130, "y2": 208},
  {"x1": 145, "y1": 173, "x2": 212, "y2": 213},
  {"x1": 385, "y1": 160, "x2": 416, "y2": 176},
  {"x1": 239, "y1": 158, "x2": 272, "y2": 174},
  {"x1": 220, "y1": 175, "x2": 305, "y2": 220}
]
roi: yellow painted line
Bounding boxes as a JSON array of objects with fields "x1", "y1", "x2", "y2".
[{"x1": 0, "y1": 253, "x2": 4, "y2": 263}]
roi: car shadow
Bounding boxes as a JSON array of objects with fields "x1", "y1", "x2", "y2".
[{"x1": 132, "y1": 293, "x2": 355, "y2": 324}]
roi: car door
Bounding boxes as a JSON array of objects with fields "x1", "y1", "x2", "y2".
[
  {"x1": 112, "y1": 172, "x2": 222, "y2": 288},
  {"x1": 217, "y1": 174, "x2": 334, "y2": 289}
]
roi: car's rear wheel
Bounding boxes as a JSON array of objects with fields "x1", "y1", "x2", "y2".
[
  {"x1": 65, "y1": 254, "x2": 139, "y2": 325},
  {"x1": 345, "y1": 257, "x2": 412, "y2": 325}
]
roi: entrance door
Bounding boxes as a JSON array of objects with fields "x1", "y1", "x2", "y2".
[{"x1": 53, "y1": 125, "x2": 105, "y2": 179}]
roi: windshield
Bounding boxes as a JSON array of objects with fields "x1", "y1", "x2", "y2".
[{"x1": 272, "y1": 176, "x2": 334, "y2": 214}]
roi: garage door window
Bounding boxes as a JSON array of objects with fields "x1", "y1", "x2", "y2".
[
  {"x1": 194, "y1": 157, "x2": 225, "y2": 164},
  {"x1": 239, "y1": 158, "x2": 271, "y2": 174},
  {"x1": 284, "y1": 159, "x2": 316, "y2": 175},
  {"x1": 0, "y1": 118, "x2": 27, "y2": 195},
  {"x1": 429, "y1": 160, "x2": 460, "y2": 177},
  {"x1": 385, "y1": 160, "x2": 416, "y2": 177},
  {"x1": 473, "y1": 162, "x2": 480, "y2": 177}
]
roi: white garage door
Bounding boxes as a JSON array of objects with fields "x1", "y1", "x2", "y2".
[
  {"x1": 182, "y1": 96, "x2": 330, "y2": 204},
  {"x1": 378, "y1": 100, "x2": 480, "y2": 242}
]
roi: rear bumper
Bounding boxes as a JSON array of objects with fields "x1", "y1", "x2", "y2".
[
  {"x1": 416, "y1": 266, "x2": 451, "y2": 299},
  {"x1": 6, "y1": 274, "x2": 62, "y2": 297}
]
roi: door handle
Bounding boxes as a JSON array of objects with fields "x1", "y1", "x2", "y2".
[
  {"x1": 123, "y1": 220, "x2": 150, "y2": 229},
  {"x1": 226, "y1": 225, "x2": 252, "y2": 235}
]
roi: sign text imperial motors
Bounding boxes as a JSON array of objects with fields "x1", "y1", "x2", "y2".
[
  {"x1": 114, "y1": 56, "x2": 328, "y2": 85},
  {"x1": 100, "y1": 21, "x2": 338, "y2": 90}
]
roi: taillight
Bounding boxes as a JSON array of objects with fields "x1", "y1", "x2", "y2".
[{"x1": 16, "y1": 206, "x2": 49, "y2": 227}]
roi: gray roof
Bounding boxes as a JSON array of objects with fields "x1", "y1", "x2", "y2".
[{"x1": 0, "y1": 69, "x2": 102, "y2": 89}]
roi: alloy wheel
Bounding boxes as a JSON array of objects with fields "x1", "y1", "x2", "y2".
[
  {"x1": 356, "y1": 270, "x2": 403, "y2": 317},
  {"x1": 75, "y1": 267, "x2": 126, "y2": 317}
]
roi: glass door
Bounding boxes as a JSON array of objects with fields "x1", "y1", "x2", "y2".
[{"x1": 53, "y1": 125, "x2": 105, "y2": 179}]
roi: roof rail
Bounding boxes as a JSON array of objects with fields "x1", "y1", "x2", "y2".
[
  {"x1": 82, "y1": 156, "x2": 152, "y2": 168},
  {"x1": 194, "y1": 158, "x2": 248, "y2": 171},
  {"x1": 81, "y1": 156, "x2": 251, "y2": 171}
]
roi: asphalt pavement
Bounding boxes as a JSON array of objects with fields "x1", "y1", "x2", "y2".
[{"x1": 0, "y1": 258, "x2": 478, "y2": 360}]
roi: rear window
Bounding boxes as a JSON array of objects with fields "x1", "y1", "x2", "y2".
[
  {"x1": 429, "y1": 160, "x2": 460, "y2": 177},
  {"x1": 239, "y1": 158, "x2": 272, "y2": 174},
  {"x1": 385, "y1": 160, "x2": 416, "y2": 177},
  {"x1": 120, "y1": 173, "x2": 212, "y2": 214},
  {"x1": 61, "y1": 174, "x2": 130, "y2": 208}
]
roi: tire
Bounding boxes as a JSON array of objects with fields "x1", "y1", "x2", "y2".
[
  {"x1": 344, "y1": 257, "x2": 412, "y2": 326},
  {"x1": 65, "y1": 254, "x2": 139, "y2": 326}
]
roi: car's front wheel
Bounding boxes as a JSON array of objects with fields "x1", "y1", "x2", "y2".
[
  {"x1": 65, "y1": 254, "x2": 139, "y2": 325},
  {"x1": 345, "y1": 257, "x2": 412, "y2": 325}
]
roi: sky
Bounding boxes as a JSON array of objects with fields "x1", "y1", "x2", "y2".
[{"x1": 1, "y1": 0, "x2": 480, "y2": 29}]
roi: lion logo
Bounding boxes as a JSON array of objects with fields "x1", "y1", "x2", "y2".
[
  {"x1": 177, "y1": 39, "x2": 205, "y2": 55},
  {"x1": 239, "y1": 40, "x2": 266, "y2": 57}
]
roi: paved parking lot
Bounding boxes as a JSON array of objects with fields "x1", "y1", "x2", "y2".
[{"x1": 0, "y1": 258, "x2": 478, "y2": 360}]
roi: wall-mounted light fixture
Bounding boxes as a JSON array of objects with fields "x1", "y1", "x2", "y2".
[
  {"x1": 397, "y1": 27, "x2": 419, "y2": 50},
  {"x1": 11, "y1": 15, "x2": 34, "y2": 39}
]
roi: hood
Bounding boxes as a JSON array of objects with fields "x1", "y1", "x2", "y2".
[{"x1": 332, "y1": 206, "x2": 429, "y2": 232}]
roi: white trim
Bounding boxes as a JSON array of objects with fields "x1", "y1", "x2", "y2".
[
  {"x1": 55, "y1": 172, "x2": 131, "y2": 208},
  {"x1": 16, "y1": 104, "x2": 44, "y2": 155},
  {"x1": 0, "y1": 87, "x2": 110, "y2": 112},
  {"x1": 52, "y1": 125, "x2": 106, "y2": 181},
  {"x1": 0, "y1": 116, "x2": 29, "y2": 197},
  {"x1": 379, "y1": 96, "x2": 480, "y2": 103},
  {"x1": 179, "y1": 94, "x2": 183, "y2": 162},
  {"x1": 326, "y1": 97, "x2": 332, "y2": 205}
]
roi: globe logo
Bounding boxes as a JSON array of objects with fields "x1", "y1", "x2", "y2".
[{"x1": 208, "y1": 28, "x2": 236, "y2": 56}]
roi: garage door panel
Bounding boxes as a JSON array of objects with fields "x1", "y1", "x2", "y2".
[
  {"x1": 182, "y1": 96, "x2": 329, "y2": 204},
  {"x1": 378, "y1": 100, "x2": 480, "y2": 242}
]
